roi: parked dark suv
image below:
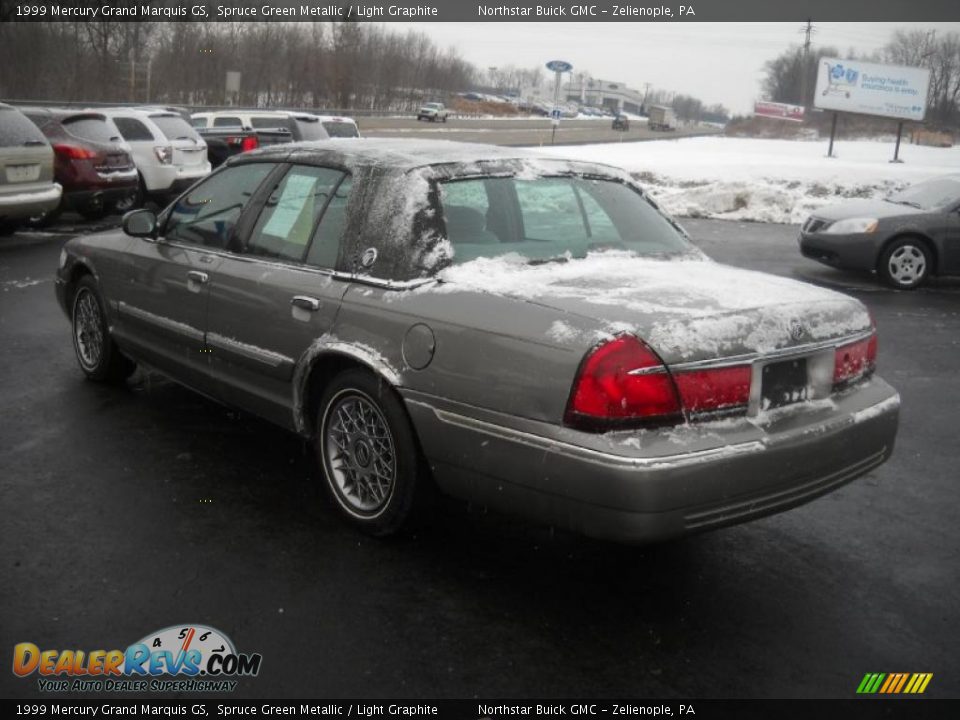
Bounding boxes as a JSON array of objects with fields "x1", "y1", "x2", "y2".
[{"x1": 21, "y1": 107, "x2": 138, "y2": 221}]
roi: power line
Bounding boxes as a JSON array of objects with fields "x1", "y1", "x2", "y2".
[{"x1": 800, "y1": 19, "x2": 816, "y2": 108}]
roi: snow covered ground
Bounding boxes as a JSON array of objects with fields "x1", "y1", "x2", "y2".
[{"x1": 532, "y1": 136, "x2": 960, "y2": 225}]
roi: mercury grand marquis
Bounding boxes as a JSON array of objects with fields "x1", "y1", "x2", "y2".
[{"x1": 55, "y1": 139, "x2": 900, "y2": 543}]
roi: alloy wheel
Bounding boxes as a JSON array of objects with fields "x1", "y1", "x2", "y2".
[
  {"x1": 73, "y1": 289, "x2": 104, "y2": 370},
  {"x1": 887, "y1": 244, "x2": 926, "y2": 286},
  {"x1": 323, "y1": 390, "x2": 397, "y2": 516}
]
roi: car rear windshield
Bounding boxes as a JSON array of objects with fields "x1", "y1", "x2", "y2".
[
  {"x1": 888, "y1": 177, "x2": 960, "y2": 210},
  {"x1": 150, "y1": 115, "x2": 201, "y2": 142},
  {"x1": 321, "y1": 121, "x2": 359, "y2": 138},
  {"x1": 62, "y1": 116, "x2": 117, "y2": 143},
  {"x1": 0, "y1": 107, "x2": 49, "y2": 147},
  {"x1": 250, "y1": 116, "x2": 291, "y2": 131},
  {"x1": 438, "y1": 176, "x2": 692, "y2": 265},
  {"x1": 291, "y1": 116, "x2": 327, "y2": 140}
]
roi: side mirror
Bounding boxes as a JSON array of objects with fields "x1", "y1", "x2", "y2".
[{"x1": 122, "y1": 209, "x2": 157, "y2": 238}]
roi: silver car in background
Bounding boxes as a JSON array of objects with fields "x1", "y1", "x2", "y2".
[
  {"x1": 55, "y1": 140, "x2": 900, "y2": 543},
  {"x1": 0, "y1": 102, "x2": 61, "y2": 234}
]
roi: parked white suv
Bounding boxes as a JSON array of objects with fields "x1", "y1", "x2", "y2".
[
  {"x1": 101, "y1": 108, "x2": 211, "y2": 210},
  {"x1": 417, "y1": 103, "x2": 449, "y2": 123}
]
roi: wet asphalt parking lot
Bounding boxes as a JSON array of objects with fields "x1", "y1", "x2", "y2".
[{"x1": 1, "y1": 216, "x2": 957, "y2": 699}]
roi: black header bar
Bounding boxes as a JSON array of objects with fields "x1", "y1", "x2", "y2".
[
  {"x1": 1, "y1": 699, "x2": 959, "y2": 719},
  {"x1": 0, "y1": 0, "x2": 957, "y2": 22}
]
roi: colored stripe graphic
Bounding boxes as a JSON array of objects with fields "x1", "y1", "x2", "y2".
[{"x1": 857, "y1": 673, "x2": 933, "y2": 694}]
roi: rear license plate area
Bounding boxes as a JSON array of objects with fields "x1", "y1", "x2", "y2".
[
  {"x1": 6, "y1": 164, "x2": 40, "y2": 183},
  {"x1": 761, "y1": 358, "x2": 808, "y2": 409}
]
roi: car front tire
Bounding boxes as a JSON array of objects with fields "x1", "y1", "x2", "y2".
[
  {"x1": 878, "y1": 237, "x2": 932, "y2": 290},
  {"x1": 71, "y1": 276, "x2": 136, "y2": 382},
  {"x1": 316, "y1": 369, "x2": 429, "y2": 536}
]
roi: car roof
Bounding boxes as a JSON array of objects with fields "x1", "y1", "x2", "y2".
[
  {"x1": 232, "y1": 138, "x2": 626, "y2": 176},
  {"x1": 15, "y1": 106, "x2": 107, "y2": 121}
]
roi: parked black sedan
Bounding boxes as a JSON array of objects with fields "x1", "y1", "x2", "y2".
[{"x1": 799, "y1": 175, "x2": 960, "y2": 289}]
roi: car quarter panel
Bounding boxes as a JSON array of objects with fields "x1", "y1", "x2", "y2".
[{"x1": 314, "y1": 283, "x2": 591, "y2": 429}]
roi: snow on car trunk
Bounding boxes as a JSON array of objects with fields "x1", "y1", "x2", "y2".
[{"x1": 434, "y1": 252, "x2": 871, "y2": 364}]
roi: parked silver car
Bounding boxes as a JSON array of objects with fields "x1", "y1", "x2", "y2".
[
  {"x1": 0, "y1": 102, "x2": 61, "y2": 234},
  {"x1": 55, "y1": 140, "x2": 900, "y2": 543}
]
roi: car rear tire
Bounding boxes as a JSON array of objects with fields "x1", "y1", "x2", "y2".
[
  {"x1": 114, "y1": 177, "x2": 144, "y2": 213},
  {"x1": 78, "y1": 204, "x2": 111, "y2": 221},
  {"x1": 0, "y1": 219, "x2": 20, "y2": 236},
  {"x1": 26, "y1": 205, "x2": 61, "y2": 228},
  {"x1": 878, "y1": 237, "x2": 931, "y2": 290},
  {"x1": 71, "y1": 276, "x2": 136, "y2": 382},
  {"x1": 315, "y1": 369, "x2": 429, "y2": 536}
]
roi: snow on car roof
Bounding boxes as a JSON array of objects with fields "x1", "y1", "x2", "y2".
[{"x1": 232, "y1": 138, "x2": 627, "y2": 175}]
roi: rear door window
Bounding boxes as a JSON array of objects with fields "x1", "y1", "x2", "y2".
[
  {"x1": 164, "y1": 163, "x2": 276, "y2": 250},
  {"x1": 321, "y1": 121, "x2": 359, "y2": 138},
  {"x1": 246, "y1": 165, "x2": 345, "y2": 263},
  {"x1": 291, "y1": 117, "x2": 327, "y2": 141},
  {"x1": 306, "y1": 176, "x2": 352, "y2": 268},
  {"x1": 0, "y1": 107, "x2": 49, "y2": 147},
  {"x1": 112, "y1": 116, "x2": 155, "y2": 142},
  {"x1": 150, "y1": 115, "x2": 201, "y2": 142},
  {"x1": 250, "y1": 116, "x2": 290, "y2": 131}
]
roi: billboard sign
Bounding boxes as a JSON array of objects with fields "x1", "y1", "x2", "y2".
[
  {"x1": 754, "y1": 100, "x2": 805, "y2": 122},
  {"x1": 814, "y1": 58, "x2": 930, "y2": 121},
  {"x1": 545, "y1": 60, "x2": 573, "y2": 73}
]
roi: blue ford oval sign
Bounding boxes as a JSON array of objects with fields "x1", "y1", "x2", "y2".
[{"x1": 546, "y1": 60, "x2": 573, "y2": 73}]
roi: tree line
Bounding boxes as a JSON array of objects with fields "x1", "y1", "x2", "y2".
[{"x1": 0, "y1": 19, "x2": 476, "y2": 111}]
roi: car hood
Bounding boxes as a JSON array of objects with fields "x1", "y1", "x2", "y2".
[
  {"x1": 811, "y1": 198, "x2": 924, "y2": 221},
  {"x1": 437, "y1": 253, "x2": 871, "y2": 364}
]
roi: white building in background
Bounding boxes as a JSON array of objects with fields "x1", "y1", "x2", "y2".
[{"x1": 564, "y1": 77, "x2": 648, "y2": 114}]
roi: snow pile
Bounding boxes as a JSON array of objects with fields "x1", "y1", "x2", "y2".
[{"x1": 531, "y1": 136, "x2": 960, "y2": 224}]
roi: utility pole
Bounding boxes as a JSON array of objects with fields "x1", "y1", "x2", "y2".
[{"x1": 799, "y1": 18, "x2": 815, "y2": 109}]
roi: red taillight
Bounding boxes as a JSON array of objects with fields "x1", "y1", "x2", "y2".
[
  {"x1": 673, "y1": 366, "x2": 752, "y2": 414},
  {"x1": 834, "y1": 333, "x2": 877, "y2": 385},
  {"x1": 566, "y1": 335, "x2": 682, "y2": 428},
  {"x1": 53, "y1": 143, "x2": 96, "y2": 160},
  {"x1": 240, "y1": 135, "x2": 259, "y2": 152}
]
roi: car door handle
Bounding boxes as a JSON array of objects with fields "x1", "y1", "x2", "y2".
[
  {"x1": 186, "y1": 271, "x2": 209, "y2": 284},
  {"x1": 290, "y1": 295, "x2": 321, "y2": 312}
]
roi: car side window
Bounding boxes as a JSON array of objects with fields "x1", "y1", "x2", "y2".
[
  {"x1": 213, "y1": 116, "x2": 242, "y2": 128},
  {"x1": 164, "y1": 163, "x2": 276, "y2": 250},
  {"x1": 246, "y1": 166, "x2": 345, "y2": 263},
  {"x1": 439, "y1": 180, "x2": 497, "y2": 245},
  {"x1": 113, "y1": 117, "x2": 154, "y2": 142},
  {"x1": 515, "y1": 178, "x2": 587, "y2": 242},
  {"x1": 575, "y1": 182, "x2": 622, "y2": 243},
  {"x1": 305, "y1": 176, "x2": 352, "y2": 269}
]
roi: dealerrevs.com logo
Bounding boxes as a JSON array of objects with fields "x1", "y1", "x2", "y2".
[{"x1": 12, "y1": 624, "x2": 262, "y2": 693}]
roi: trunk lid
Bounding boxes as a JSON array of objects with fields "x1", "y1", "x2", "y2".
[{"x1": 441, "y1": 254, "x2": 872, "y2": 364}]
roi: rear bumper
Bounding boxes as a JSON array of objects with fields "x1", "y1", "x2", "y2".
[
  {"x1": 141, "y1": 163, "x2": 211, "y2": 195},
  {"x1": 0, "y1": 183, "x2": 62, "y2": 219},
  {"x1": 404, "y1": 379, "x2": 900, "y2": 543}
]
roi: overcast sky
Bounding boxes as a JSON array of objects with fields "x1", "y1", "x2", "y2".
[{"x1": 390, "y1": 22, "x2": 959, "y2": 113}]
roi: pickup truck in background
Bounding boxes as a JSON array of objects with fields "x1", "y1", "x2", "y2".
[{"x1": 191, "y1": 110, "x2": 351, "y2": 167}]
